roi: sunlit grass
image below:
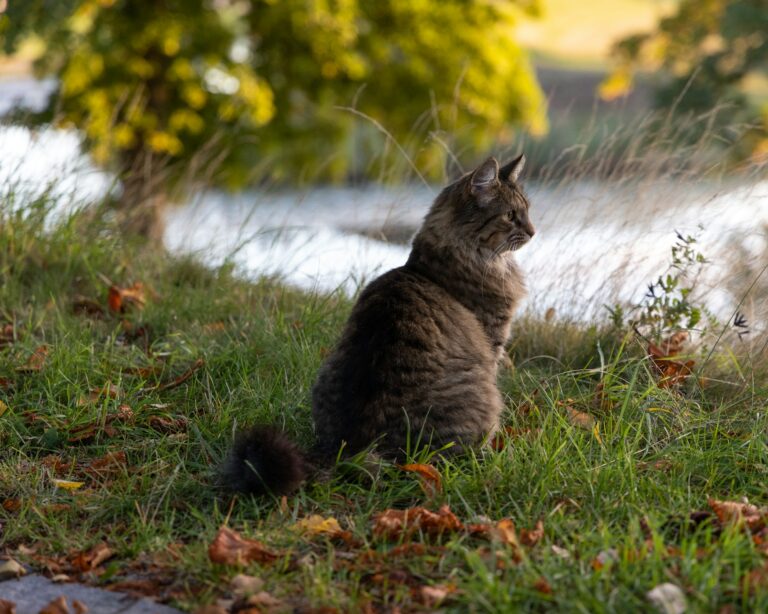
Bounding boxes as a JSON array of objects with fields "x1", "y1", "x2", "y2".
[{"x1": 1, "y1": 185, "x2": 768, "y2": 612}]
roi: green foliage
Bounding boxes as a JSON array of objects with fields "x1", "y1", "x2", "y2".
[
  {"x1": 1, "y1": 0, "x2": 547, "y2": 186},
  {"x1": 608, "y1": 0, "x2": 768, "y2": 158},
  {"x1": 629, "y1": 230, "x2": 713, "y2": 342}
]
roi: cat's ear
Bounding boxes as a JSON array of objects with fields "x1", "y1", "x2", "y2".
[
  {"x1": 470, "y1": 157, "x2": 499, "y2": 196},
  {"x1": 500, "y1": 154, "x2": 526, "y2": 183}
]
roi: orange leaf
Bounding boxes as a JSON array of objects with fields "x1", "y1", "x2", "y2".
[
  {"x1": 107, "y1": 283, "x2": 146, "y2": 314},
  {"x1": 16, "y1": 345, "x2": 49, "y2": 372},
  {"x1": 399, "y1": 463, "x2": 442, "y2": 496},
  {"x1": 372, "y1": 505, "x2": 462, "y2": 540},
  {"x1": 38, "y1": 596, "x2": 70, "y2": 614},
  {"x1": 520, "y1": 520, "x2": 545, "y2": 547},
  {"x1": 708, "y1": 498, "x2": 767, "y2": 532},
  {"x1": 208, "y1": 527, "x2": 279, "y2": 566},
  {"x1": 0, "y1": 598, "x2": 16, "y2": 614},
  {"x1": 71, "y1": 542, "x2": 113, "y2": 572}
]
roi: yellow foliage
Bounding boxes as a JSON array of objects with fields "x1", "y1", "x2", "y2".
[
  {"x1": 598, "y1": 69, "x2": 633, "y2": 101},
  {"x1": 170, "y1": 109, "x2": 204, "y2": 134},
  {"x1": 113, "y1": 123, "x2": 136, "y2": 148},
  {"x1": 148, "y1": 130, "x2": 184, "y2": 155},
  {"x1": 182, "y1": 84, "x2": 207, "y2": 109}
]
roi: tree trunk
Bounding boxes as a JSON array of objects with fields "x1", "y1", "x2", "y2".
[{"x1": 115, "y1": 147, "x2": 168, "y2": 244}]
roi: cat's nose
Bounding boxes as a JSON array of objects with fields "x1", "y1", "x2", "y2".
[{"x1": 526, "y1": 225, "x2": 536, "y2": 238}]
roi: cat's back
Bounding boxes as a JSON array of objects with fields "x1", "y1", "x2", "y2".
[{"x1": 312, "y1": 265, "x2": 498, "y2": 456}]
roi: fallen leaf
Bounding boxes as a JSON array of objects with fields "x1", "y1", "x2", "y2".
[
  {"x1": 591, "y1": 548, "x2": 619, "y2": 571},
  {"x1": 148, "y1": 415, "x2": 189, "y2": 434},
  {"x1": 708, "y1": 498, "x2": 767, "y2": 532},
  {"x1": 398, "y1": 463, "x2": 442, "y2": 496},
  {"x1": 495, "y1": 519, "x2": 519, "y2": 548},
  {"x1": 533, "y1": 576, "x2": 553, "y2": 595},
  {"x1": 0, "y1": 377, "x2": 12, "y2": 390},
  {"x1": 562, "y1": 403, "x2": 595, "y2": 430},
  {"x1": 208, "y1": 527, "x2": 279, "y2": 566},
  {"x1": 0, "y1": 559, "x2": 25, "y2": 580},
  {"x1": 372, "y1": 505, "x2": 462, "y2": 540},
  {"x1": 0, "y1": 400, "x2": 7, "y2": 418},
  {"x1": 415, "y1": 583, "x2": 456, "y2": 607},
  {"x1": 72, "y1": 601, "x2": 88, "y2": 614},
  {"x1": 203, "y1": 322, "x2": 226, "y2": 333},
  {"x1": 646, "y1": 582, "x2": 687, "y2": 614},
  {"x1": 52, "y1": 479, "x2": 85, "y2": 491},
  {"x1": 292, "y1": 515, "x2": 343, "y2": 537},
  {"x1": 38, "y1": 596, "x2": 70, "y2": 614},
  {"x1": 193, "y1": 606, "x2": 228, "y2": 614},
  {"x1": 648, "y1": 334, "x2": 695, "y2": 389},
  {"x1": 519, "y1": 520, "x2": 545, "y2": 547},
  {"x1": 107, "y1": 283, "x2": 146, "y2": 313},
  {"x1": 76, "y1": 382, "x2": 121, "y2": 406},
  {"x1": 84, "y1": 451, "x2": 128, "y2": 478},
  {"x1": 2, "y1": 499, "x2": 21, "y2": 512},
  {"x1": 230, "y1": 574, "x2": 264, "y2": 597},
  {"x1": 71, "y1": 542, "x2": 113, "y2": 572},
  {"x1": 0, "y1": 599, "x2": 16, "y2": 614},
  {"x1": 16, "y1": 345, "x2": 49, "y2": 372},
  {"x1": 551, "y1": 544, "x2": 571, "y2": 559},
  {"x1": 0, "y1": 323, "x2": 15, "y2": 347}
]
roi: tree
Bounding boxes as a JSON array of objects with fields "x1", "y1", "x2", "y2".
[
  {"x1": 1, "y1": 0, "x2": 547, "y2": 236},
  {"x1": 603, "y1": 0, "x2": 768, "y2": 161}
]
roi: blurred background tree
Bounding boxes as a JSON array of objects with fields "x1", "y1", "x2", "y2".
[
  {"x1": 1, "y1": 0, "x2": 546, "y2": 236},
  {"x1": 604, "y1": 0, "x2": 768, "y2": 161}
]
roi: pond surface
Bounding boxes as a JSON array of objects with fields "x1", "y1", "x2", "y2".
[{"x1": 3, "y1": 122, "x2": 767, "y2": 326}]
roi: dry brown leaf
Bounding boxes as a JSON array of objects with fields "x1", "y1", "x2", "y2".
[
  {"x1": 107, "y1": 283, "x2": 146, "y2": 313},
  {"x1": 84, "y1": 451, "x2": 128, "y2": 478},
  {"x1": 0, "y1": 559, "x2": 25, "y2": 580},
  {"x1": 533, "y1": 576, "x2": 553, "y2": 595},
  {"x1": 398, "y1": 463, "x2": 442, "y2": 496},
  {"x1": 71, "y1": 542, "x2": 113, "y2": 572},
  {"x1": 648, "y1": 334, "x2": 695, "y2": 389},
  {"x1": 203, "y1": 322, "x2": 226, "y2": 333},
  {"x1": 0, "y1": 376, "x2": 12, "y2": 390},
  {"x1": 72, "y1": 601, "x2": 88, "y2": 614},
  {"x1": 244, "y1": 591, "x2": 285, "y2": 613},
  {"x1": 230, "y1": 574, "x2": 265, "y2": 597},
  {"x1": 77, "y1": 383, "x2": 121, "y2": 407},
  {"x1": 519, "y1": 520, "x2": 545, "y2": 547},
  {"x1": 2, "y1": 499, "x2": 21, "y2": 513},
  {"x1": 38, "y1": 596, "x2": 70, "y2": 614},
  {"x1": 193, "y1": 606, "x2": 228, "y2": 614},
  {"x1": 372, "y1": 505, "x2": 462, "y2": 540},
  {"x1": 495, "y1": 519, "x2": 519, "y2": 548},
  {"x1": 0, "y1": 599, "x2": 16, "y2": 614},
  {"x1": 208, "y1": 526, "x2": 279, "y2": 566},
  {"x1": 564, "y1": 404, "x2": 595, "y2": 430},
  {"x1": 415, "y1": 584, "x2": 456, "y2": 607},
  {"x1": 147, "y1": 415, "x2": 189, "y2": 434},
  {"x1": 16, "y1": 345, "x2": 49, "y2": 372},
  {"x1": 708, "y1": 498, "x2": 767, "y2": 531}
]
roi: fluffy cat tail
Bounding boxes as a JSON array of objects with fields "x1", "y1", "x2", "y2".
[{"x1": 221, "y1": 425, "x2": 308, "y2": 496}]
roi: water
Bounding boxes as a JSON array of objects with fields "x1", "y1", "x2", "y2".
[{"x1": 3, "y1": 122, "x2": 767, "y2": 327}]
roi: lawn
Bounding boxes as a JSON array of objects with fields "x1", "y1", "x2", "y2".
[{"x1": 1, "y1": 196, "x2": 768, "y2": 613}]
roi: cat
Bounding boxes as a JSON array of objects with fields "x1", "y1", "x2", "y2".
[{"x1": 222, "y1": 155, "x2": 535, "y2": 495}]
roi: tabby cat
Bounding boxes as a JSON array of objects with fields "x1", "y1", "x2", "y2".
[{"x1": 223, "y1": 155, "x2": 535, "y2": 495}]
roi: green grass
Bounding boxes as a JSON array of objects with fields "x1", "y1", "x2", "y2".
[{"x1": 2, "y1": 200, "x2": 768, "y2": 613}]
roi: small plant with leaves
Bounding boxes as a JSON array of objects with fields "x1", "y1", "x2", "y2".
[{"x1": 628, "y1": 228, "x2": 715, "y2": 343}]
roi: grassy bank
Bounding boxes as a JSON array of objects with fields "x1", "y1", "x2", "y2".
[{"x1": 1, "y1": 198, "x2": 768, "y2": 613}]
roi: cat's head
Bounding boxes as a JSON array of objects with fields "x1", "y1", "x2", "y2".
[
  {"x1": 425, "y1": 155, "x2": 535, "y2": 258},
  {"x1": 459, "y1": 155, "x2": 535, "y2": 255}
]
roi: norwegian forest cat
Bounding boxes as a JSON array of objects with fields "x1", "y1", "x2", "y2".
[{"x1": 223, "y1": 155, "x2": 535, "y2": 495}]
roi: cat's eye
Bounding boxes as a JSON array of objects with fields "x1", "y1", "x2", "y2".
[{"x1": 506, "y1": 211, "x2": 517, "y2": 222}]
